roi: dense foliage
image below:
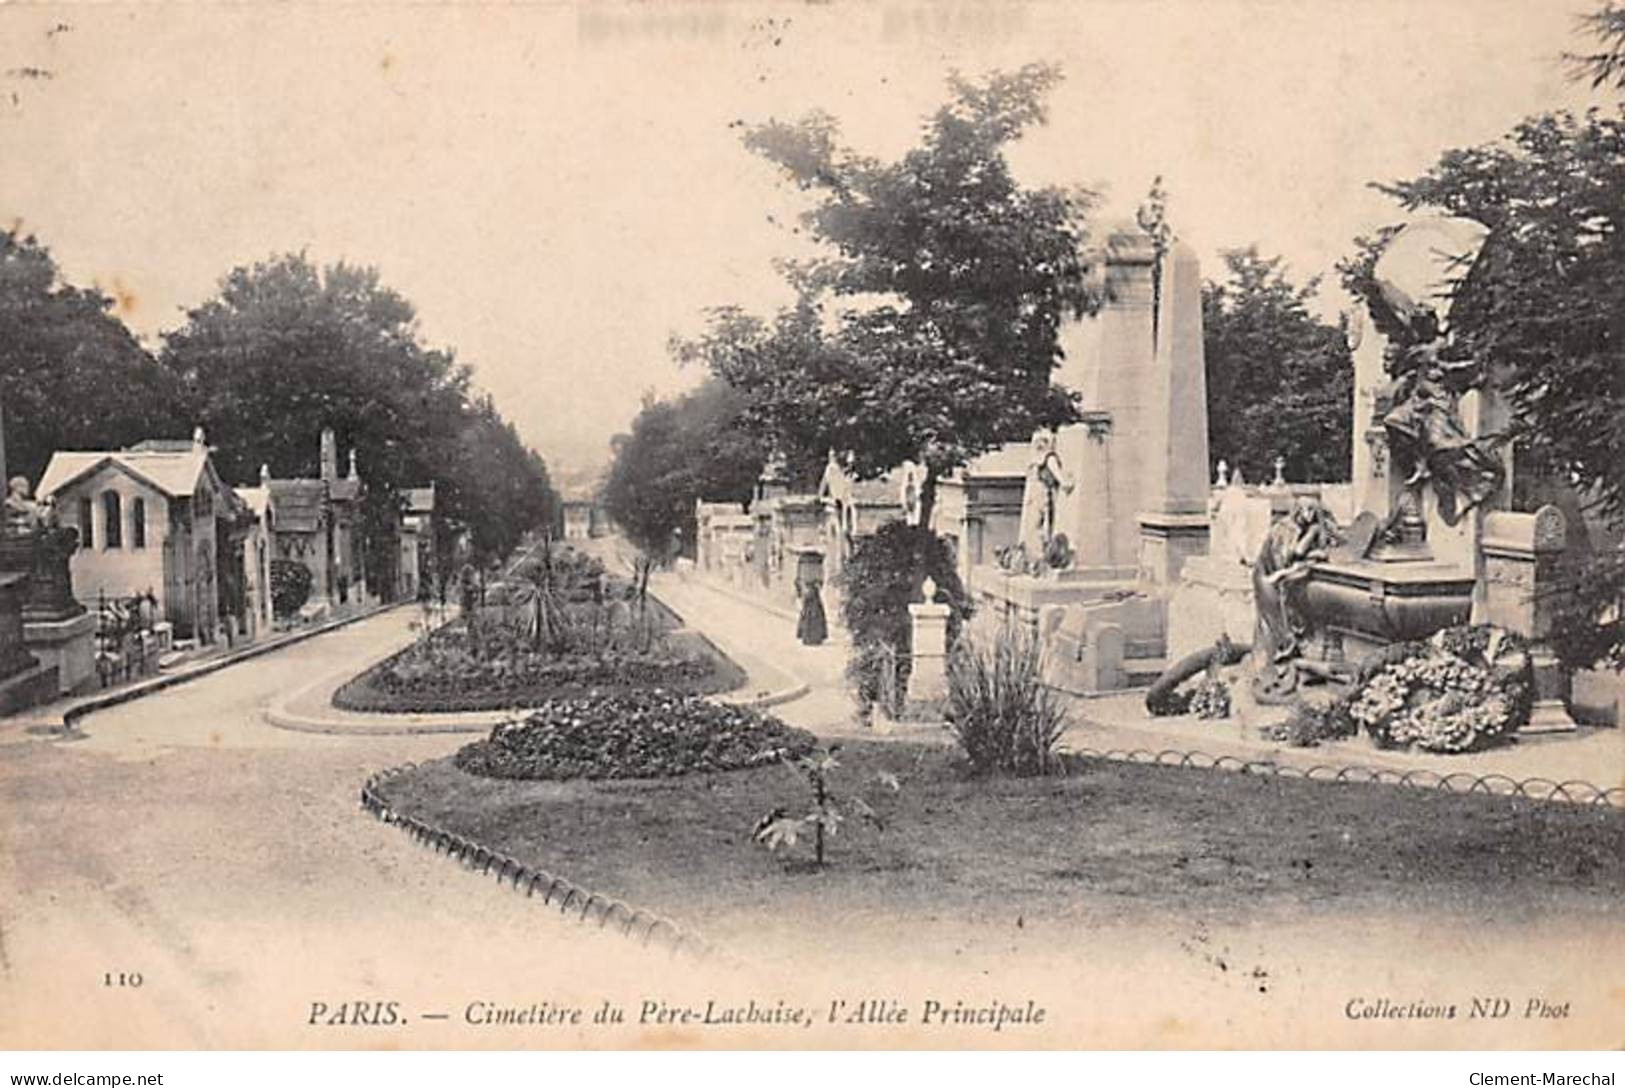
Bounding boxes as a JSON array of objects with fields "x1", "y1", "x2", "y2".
[
  {"x1": 161, "y1": 254, "x2": 557, "y2": 582},
  {"x1": 601, "y1": 378, "x2": 769, "y2": 560},
  {"x1": 1344, "y1": 108, "x2": 1625, "y2": 667},
  {"x1": 676, "y1": 64, "x2": 1102, "y2": 526},
  {"x1": 0, "y1": 237, "x2": 556, "y2": 600},
  {"x1": 1203, "y1": 248, "x2": 1354, "y2": 484},
  {"x1": 454, "y1": 691, "x2": 817, "y2": 780},
  {"x1": 837, "y1": 522, "x2": 968, "y2": 716},
  {"x1": 0, "y1": 232, "x2": 182, "y2": 485},
  {"x1": 269, "y1": 558, "x2": 314, "y2": 618}
]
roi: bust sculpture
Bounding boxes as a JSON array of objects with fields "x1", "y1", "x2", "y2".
[
  {"x1": 3, "y1": 476, "x2": 54, "y2": 537},
  {"x1": 0, "y1": 476, "x2": 81, "y2": 619}
]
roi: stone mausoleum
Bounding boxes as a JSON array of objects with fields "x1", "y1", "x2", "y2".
[{"x1": 40, "y1": 427, "x2": 259, "y2": 647}]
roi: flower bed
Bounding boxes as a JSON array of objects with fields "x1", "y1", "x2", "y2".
[
  {"x1": 453, "y1": 690, "x2": 817, "y2": 780},
  {"x1": 333, "y1": 605, "x2": 745, "y2": 713}
]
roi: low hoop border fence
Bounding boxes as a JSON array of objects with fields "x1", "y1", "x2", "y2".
[
  {"x1": 1056, "y1": 747, "x2": 1625, "y2": 809},
  {"x1": 360, "y1": 764, "x2": 712, "y2": 960}
]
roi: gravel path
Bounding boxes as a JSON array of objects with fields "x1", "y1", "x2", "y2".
[{"x1": 0, "y1": 608, "x2": 660, "y2": 1049}]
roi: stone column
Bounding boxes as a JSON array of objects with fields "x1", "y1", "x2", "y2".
[
  {"x1": 1136, "y1": 241, "x2": 1210, "y2": 584},
  {"x1": 1348, "y1": 305, "x2": 1392, "y2": 520},
  {"x1": 906, "y1": 577, "x2": 951, "y2": 711}
]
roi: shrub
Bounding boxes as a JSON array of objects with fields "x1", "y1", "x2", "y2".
[
  {"x1": 945, "y1": 621, "x2": 1067, "y2": 776},
  {"x1": 270, "y1": 559, "x2": 313, "y2": 618},
  {"x1": 838, "y1": 522, "x2": 969, "y2": 716},
  {"x1": 752, "y1": 744, "x2": 901, "y2": 868},
  {"x1": 511, "y1": 544, "x2": 609, "y2": 603},
  {"x1": 454, "y1": 690, "x2": 817, "y2": 780}
]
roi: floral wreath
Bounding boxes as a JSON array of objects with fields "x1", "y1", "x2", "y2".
[{"x1": 1347, "y1": 626, "x2": 1530, "y2": 754}]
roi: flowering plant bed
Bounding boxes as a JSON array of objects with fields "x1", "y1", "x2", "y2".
[
  {"x1": 453, "y1": 690, "x2": 817, "y2": 780},
  {"x1": 333, "y1": 608, "x2": 745, "y2": 713}
]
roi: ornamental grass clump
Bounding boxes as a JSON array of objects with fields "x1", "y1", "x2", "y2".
[{"x1": 946, "y1": 622, "x2": 1067, "y2": 776}]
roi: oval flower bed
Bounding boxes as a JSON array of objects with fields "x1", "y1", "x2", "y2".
[
  {"x1": 453, "y1": 690, "x2": 818, "y2": 780},
  {"x1": 334, "y1": 610, "x2": 745, "y2": 713}
]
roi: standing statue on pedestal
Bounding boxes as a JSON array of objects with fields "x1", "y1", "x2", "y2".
[{"x1": 1005, "y1": 431, "x2": 1074, "y2": 575}]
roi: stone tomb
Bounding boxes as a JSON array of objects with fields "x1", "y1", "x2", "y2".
[{"x1": 1259, "y1": 216, "x2": 1575, "y2": 729}]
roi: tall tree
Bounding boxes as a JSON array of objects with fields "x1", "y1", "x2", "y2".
[
  {"x1": 1567, "y1": 2, "x2": 1625, "y2": 89},
  {"x1": 162, "y1": 253, "x2": 556, "y2": 583},
  {"x1": 0, "y1": 231, "x2": 181, "y2": 485},
  {"x1": 602, "y1": 378, "x2": 767, "y2": 560},
  {"x1": 676, "y1": 64, "x2": 1101, "y2": 526},
  {"x1": 1203, "y1": 247, "x2": 1354, "y2": 484}
]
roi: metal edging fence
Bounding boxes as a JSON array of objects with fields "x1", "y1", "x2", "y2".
[
  {"x1": 1055, "y1": 747, "x2": 1625, "y2": 809},
  {"x1": 359, "y1": 764, "x2": 713, "y2": 960}
]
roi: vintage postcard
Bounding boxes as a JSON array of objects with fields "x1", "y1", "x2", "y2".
[{"x1": 1, "y1": 0, "x2": 1622, "y2": 1056}]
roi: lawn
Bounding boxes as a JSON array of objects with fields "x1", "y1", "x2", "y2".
[{"x1": 375, "y1": 739, "x2": 1625, "y2": 957}]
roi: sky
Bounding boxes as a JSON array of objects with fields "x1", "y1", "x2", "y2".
[{"x1": 0, "y1": 1, "x2": 1610, "y2": 479}]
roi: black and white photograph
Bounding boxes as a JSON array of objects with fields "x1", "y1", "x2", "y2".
[{"x1": 1, "y1": 0, "x2": 1622, "y2": 1064}]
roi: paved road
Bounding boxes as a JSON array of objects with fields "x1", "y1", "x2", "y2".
[{"x1": 0, "y1": 608, "x2": 665, "y2": 1049}]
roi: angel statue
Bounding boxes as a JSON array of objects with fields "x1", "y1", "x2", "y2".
[{"x1": 1364, "y1": 217, "x2": 1505, "y2": 531}]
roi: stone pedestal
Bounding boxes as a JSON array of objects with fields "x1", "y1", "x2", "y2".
[
  {"x1": 906, "y1": 598, "x2": 951, "y2": 711},
  {"x1": 0, "y1": 573, "x2": 58, "y2": 714},
  {"x1": 0, "y1": 529, "x2": 85, "y2": 622},
  {"x1": 25, "y1": 611, "x2": 96, "y2": 695},
  {"x1": 1165, "y1": 554, "x2": 1255, "y2": 662},
  {"x1": 1481, "y1": 506, "x2": 1576, "y2": 732},
  {"x1": 0, "y1": 573, "x2": 40, "y2": 677},
  {"x1": 1137, "y1": 512, "x2": 1211, "y2": 587}
]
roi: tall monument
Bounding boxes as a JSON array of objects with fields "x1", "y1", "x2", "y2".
[{"x1": 968, "y1": 220, "x2": 1211, "y2": 692}]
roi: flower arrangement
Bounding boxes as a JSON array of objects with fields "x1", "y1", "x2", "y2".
[
  {"x1": 1187, "y1": 674, "x2": 1232, "y2": 719},
  {"x1": 1259, "y1": 700, "x2": 1359, "y2": 747},
  {"x1": 1346, "y1": 626, "x2": 1530, "y2": 753}
]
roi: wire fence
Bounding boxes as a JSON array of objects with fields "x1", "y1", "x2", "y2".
[
  {"x1": 1056, "y1": 747, "x2": 1625, "y2": 809},
  {"x1": 359, "y1": 764, "x2": 712, "y2": 960}
]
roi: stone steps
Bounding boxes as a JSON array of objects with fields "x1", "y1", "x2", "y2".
[{"x1": 1123, "y1": 657, "x2": 1167, "y2": 686}]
